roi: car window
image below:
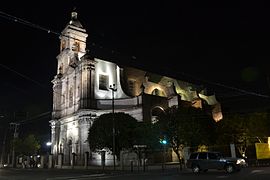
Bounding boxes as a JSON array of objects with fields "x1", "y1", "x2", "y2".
[
  {"x1": 189, "y1": 153, "x2": 198, "y2": 159},
  {"x1": 208, "y1": 152, "x2": 219, "y2": 159},
  {"x1": 198, "y1": 152, "x2": 207, "y2": 159}
]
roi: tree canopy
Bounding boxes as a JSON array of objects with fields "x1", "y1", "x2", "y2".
[
  {"x1": 215, "y1": 111, "x2": 270, "y2": 157},
  {"x1": 157, "y1": 105, "x2": 215, "y2": 168},
  {"x1": 159, "y1": 106, "x2": 216, "y2": 149},
  {"x1": 88, "y1": 112, "x2": 139, "y2": 159},
  {"x1": 13, "y1": 134, "x2": 40, "y2": 156},
  {"x1": 133, "y1": 121, "x2": 161, "y2": 150}
]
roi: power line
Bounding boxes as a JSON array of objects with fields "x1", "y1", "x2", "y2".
[
  {"x1": 16, "y1": 111, "x2": 51, "y2": 125},
  {"x1": 0, "y1": 63, "x2": 47, "y2": 89},
  {"x1": 0, "y1": 10, "x2": 85, "y2": 43},
  {"x1": 158, "y1": 66, "x2": 270, "y2": 99},
  {"x1": 1, "y1": 10, "x2": 269, "y2": 100}
]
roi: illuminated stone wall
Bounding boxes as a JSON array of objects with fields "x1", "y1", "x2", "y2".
[{"x1": 50, "y1": 10, "x2": 223, "y2": 165}]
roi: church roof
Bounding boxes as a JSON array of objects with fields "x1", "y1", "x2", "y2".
[{"x1": 80, "y1": 49, "x2": 95, "y2": 60}]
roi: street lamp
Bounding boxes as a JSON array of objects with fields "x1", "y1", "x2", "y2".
[{"x1": 109, "y1": 84, "x2": 117, "y2": 170}]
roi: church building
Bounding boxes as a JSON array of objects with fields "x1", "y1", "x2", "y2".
[{"x1": 50, "y1": 11, "x2": 223, "y2": 165}]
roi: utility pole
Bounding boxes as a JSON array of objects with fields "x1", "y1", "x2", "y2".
[
  {"x1": 0, "y1": 127, "x2": 8, "y2": 168},
  {"x1": 109, "y1": 84, "x2": 117, "y2": 170},
  {"x1": 0, "y1": 115, "x2": 7, "y2": 168},
  {"x1": 10, "y1": 122, "x2": 20, "y2": 168}
]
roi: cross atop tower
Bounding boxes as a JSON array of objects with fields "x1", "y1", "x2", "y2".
[{"x1": 71, "y1": 7, "x2": 78, "y2": 20}]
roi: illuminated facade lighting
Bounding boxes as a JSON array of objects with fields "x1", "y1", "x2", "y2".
[{"x1": 49, "y1": 10, "x2": 223, "y2": 166}]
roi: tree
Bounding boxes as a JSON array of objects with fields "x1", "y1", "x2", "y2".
[
  {"x1": 215, "y1": 111, "x2": 270, "y2": 157},
  {"x1": 13, "y1": 134, "x2": 40, "y2": 156},
  {"x1": 88, "y1": 112, "x2": 138, "y2": 159},
  {"x1": 133, "y1": 122, "x2": 160, "y2": 149},
  {"x1": 158, "y1": 105, "x2": 215, "y2": 169},
  {"x1": 246, "y1": 112, "x2": 270, "y2": 142}
]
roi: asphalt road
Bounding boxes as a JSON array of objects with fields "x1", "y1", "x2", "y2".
[{"x1": 1, "y1": 167, "x2": 270, "y2": 180}]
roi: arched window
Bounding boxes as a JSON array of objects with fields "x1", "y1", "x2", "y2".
[
  {"x1": 77, "y1": 86, "x2": 80, "y2": 98},
  {"x1": 58, "y1": 63, "x2": 63, "y2": 74},
  {"x1": 60, "y1": 143, "x2": 63, "y2": 154},
  {"x1": 62, "y1": 94, "x2": 65, "y2": 105},
  {"x1": 151, "y1": 106, "x2": 165, "y2": 124},
  {"x1": 61, "y1": 40, "x2": 66, "y2": 51},
  {"x1": 72, "y1": 41, "x2": 80, "y2": 52},
  {"x1": 151, "y1": 88, "x2": 165, "y2": 97},
  {"x1": 75, "y1": 141, "x2": 79, "y2": 154}
]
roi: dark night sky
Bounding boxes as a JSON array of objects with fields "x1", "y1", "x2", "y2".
[{"x1": 1, "y1": 0, "x2": 270, "y2": 135}]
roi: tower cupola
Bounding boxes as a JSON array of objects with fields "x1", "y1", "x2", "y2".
[{"x1": 68, "y1": 10, "x2": 83, "y2": 28}]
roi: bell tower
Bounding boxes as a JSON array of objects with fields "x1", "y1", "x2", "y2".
[
  {"x1": 57, "y1": 10, "x2": 88, "y2": 75},
  {"x1": 51, "y1": 10, "x2": 90, "y2": 157},
  {"x1": 52, "y1": 10, "x2": 89, "y2": 119}
]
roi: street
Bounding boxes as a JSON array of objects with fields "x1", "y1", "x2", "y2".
[{"x1": 1, "y1": 166, "x2": 270, "y2": 180}]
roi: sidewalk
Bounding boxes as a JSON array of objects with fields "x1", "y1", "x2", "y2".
[{"x1": 1, "y1": 162, "x2": 189, "y2": 174}]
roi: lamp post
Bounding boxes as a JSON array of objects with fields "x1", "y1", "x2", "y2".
[{"x1": 109, "y1": 84, "x2": 117, "y2": 170}]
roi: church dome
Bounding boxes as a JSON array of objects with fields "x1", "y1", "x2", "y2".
[{"x1": 68, "y1": 11, "x2": 83, "y2": 28}]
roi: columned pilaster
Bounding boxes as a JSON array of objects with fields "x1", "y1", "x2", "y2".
[
  {"x1": 78, "y1": 117, "x2": 92, "y2": 164},
  {"x1": 73, "y1": 75, "x2": 77, "y2": 112},
  {"x1": 65, "y1": 78, "x2": 69, "y2": 115},
  {"x1": 50, "y1": 120, "x2": 60, "y2": 156},
  {"x1": 80, "y1": 63, "x2": 89, "y2": 108},
  {"x1": 52, "y1": 76, "x2": 62, "y2": 119},
  {"x1": 89, "y1": 61, "x2": 96, "y2": 108},
  {"x1": 80, "y1": 53, "x2": 96, "y2": 109}
]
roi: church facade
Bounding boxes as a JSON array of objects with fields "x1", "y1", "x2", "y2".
[{"x1": 50, "y1": 11, "x2": 223, "y2": 165}]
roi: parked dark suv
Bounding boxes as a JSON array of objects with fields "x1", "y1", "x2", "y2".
[{"x1": 186, "y1": 151, "x2": 246, "y2": 173}]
